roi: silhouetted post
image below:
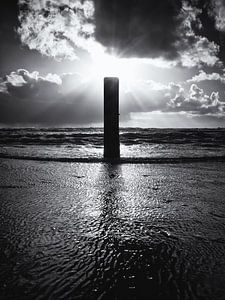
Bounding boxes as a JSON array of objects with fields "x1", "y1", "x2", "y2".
[{"x1": 104, "y1": 77, "x2": 120, "y2": 159}]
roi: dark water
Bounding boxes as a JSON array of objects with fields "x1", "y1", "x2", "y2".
[
  {"x1": 0, "y1": 128, "x2": 225, "y2": 161},
  {"x1": 0, "y1": 159, "x2": 225, "y2": 299}
]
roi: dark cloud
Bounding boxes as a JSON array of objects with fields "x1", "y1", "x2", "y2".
[
  {"x1": 188, "y1": 0, "x2": 225, "y2": 64},
  {"x1": 94, "y1": 0, "x2": 182, "y2": 59},
  {"x1": 0, "y1": 69, "x2": 102, "y2": 125},
  {"x1": 15, "y1": 0, "x2": 221, "y2": 67}
]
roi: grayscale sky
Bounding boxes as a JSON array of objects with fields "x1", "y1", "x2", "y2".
[{"x1": 1, "y1": 0, "x2": 225, "y2": 127}]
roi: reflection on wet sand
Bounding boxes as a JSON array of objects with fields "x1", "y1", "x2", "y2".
[
  {"x1": 0, "y1": 160, "x2": 225, "y2": 299},
  {"x1": 86, "y1": 164, "x2": 192, "y2": 299}
]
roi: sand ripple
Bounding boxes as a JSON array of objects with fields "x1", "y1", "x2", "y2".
[{"x1": 0, "y1": 160, "x2": 225, "y2": 299}]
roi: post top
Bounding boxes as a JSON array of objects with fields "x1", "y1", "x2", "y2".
[{"x1": 104, "y1": 77, "x2": 119, "y2": 82}]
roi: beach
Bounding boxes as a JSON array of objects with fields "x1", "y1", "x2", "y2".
[
  {"x1": 2, "y1": 0, "x2": 225, "y2": 298},
  {"x1": 0, "y1": 158, "x2": 225, "y2": 299}
]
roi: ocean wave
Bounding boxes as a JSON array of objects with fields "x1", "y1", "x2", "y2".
[
  {"x1": 1, "y1": 128, "x2": 225, "y2": 162},
  {"x1": 0, "y1": 128, "x2": 225, "y2": 147}
]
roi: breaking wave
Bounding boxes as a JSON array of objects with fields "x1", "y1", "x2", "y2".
[{"x1": 0, "y1": 127, "x2": 225, "y2": 162}]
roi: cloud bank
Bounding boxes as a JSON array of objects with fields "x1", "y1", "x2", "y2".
[
  {"x1": 17, "y1": 0, "x2": 222, "y2": 68},
  {"x1": 187, "y1": 70, "x2": 225, "y2": 83},
  {"x1": 0, "y1": 69, "x2": 225, "y2": 125},
  {"x1": 120, "y1": 79, "x2": 225, "y2": 119},
  {"x1": 0, "y1": 69, "x2": 102, "y2": 125},
  {"x1": 167, "y1": 83, "x2": 225, "y2": 116}
]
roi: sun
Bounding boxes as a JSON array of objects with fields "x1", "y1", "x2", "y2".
[{"x1": 89, "y1": 52, "x2": 136, "y2": 85}]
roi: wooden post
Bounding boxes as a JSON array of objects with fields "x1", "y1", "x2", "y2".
[{"x1": 104, "y1": 77, "x2": 120, "y2": 159}]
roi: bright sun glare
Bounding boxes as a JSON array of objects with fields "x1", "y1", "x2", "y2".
[{"x1": 89, "y1": 53, "x2": 136, "y2": 85}]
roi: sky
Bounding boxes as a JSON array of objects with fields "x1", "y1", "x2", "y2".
[{"x1": 1, "y1": 0, "x2": 225, "y2": 127}]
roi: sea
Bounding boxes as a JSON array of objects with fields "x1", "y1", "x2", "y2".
[{"x1": 0, "y1": 127, "x2": 225, "y2": 162}]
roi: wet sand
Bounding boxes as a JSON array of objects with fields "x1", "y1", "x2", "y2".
[{"x1": 0, "y1": 159, "x2": 225, "y2": 299}]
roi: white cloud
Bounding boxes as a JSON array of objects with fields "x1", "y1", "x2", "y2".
[
  {"x1": 6, "y1": 72, "x2": 27, "y2": 87},
  {"x1": 167, "y1": 83, "x2": 184, "y2": 102},
  {"x1": 189, "y1": 84, "x2": 204, "y2": 100},
  {"x1": 167, "y1": 83, "x2": 225, "y2": 116},
  {"x1": 137, "y1": 58, "x2": 177, "y2": 69},
  {"x1": 3, "y1": 69, "x2": 62, "y2": 89},
  {"x1": 177, "y1": 2, "x2": 220, "y2": 68},
  {"x1": 0, "y1": 79, "x2": 8, "y2": 94},
  {"x1": 210, "y1": 0, "x2": 225, "y2": 32},
  {"x1": 137, "y1": 79, "x2": 168, "y2": 91},
  {"x1": 187, "y1": 70, "x2": 225, "y2": 83},
  {"x1": 180, "y1": 37, "x2": 220, "y2": 68},
  {"x1": 17, "y1": 0, "x2": 100, "y2": 61}
]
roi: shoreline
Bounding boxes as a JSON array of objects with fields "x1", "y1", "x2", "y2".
[{"x1": 1, "y1": 154, "x2": 225, "y2": 164}]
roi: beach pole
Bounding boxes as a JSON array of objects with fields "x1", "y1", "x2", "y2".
[{"x1": 104, "y1": 77, "x2": 120, "y2": 159}]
